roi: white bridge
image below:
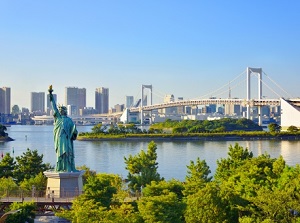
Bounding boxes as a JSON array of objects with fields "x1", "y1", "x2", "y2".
[
  {"x1": 129, "y1": 98, "x2": 280, "y2": 112},
  {"x1": 126, "y1": 67, "x2": 293, "y2": 126}
]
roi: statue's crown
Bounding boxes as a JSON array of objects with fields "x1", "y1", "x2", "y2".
[{"x1": 58, "y1": 104, "x2": 67, "y2": 114}]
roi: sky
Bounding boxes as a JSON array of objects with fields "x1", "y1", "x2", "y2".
[{"x1": 0, "y1": 1, "x2": 300, "y2": 109}]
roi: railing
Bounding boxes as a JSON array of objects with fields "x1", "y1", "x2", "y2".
[{"x1": 0, "y1": 188, "x2": 80, "y2": 203}]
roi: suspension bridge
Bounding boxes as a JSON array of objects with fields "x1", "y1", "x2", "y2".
[{"x1": 125, "y1": 67, "x2": 296, "y2": 126}]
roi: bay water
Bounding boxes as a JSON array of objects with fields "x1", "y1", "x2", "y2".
[{"x1": 1, "y1": 125, "x2": 300, "y2": 181}]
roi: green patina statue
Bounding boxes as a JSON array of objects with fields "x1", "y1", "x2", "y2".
[{"x1": 49, "y1": 85, "x2": 78, "y2": 172}]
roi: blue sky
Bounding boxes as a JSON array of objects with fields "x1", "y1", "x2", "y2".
[{"x1": 0, "y1": 1, "x2": 299, "y2": 108}]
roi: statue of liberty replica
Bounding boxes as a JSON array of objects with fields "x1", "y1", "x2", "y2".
[
  {"x1": 49, "y1": 85, "x2": 78, "y2": 172},
  {"x1": 44, "y1": 85, "x2": 84, "y2": 198}
]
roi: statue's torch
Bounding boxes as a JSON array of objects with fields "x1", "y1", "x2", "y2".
[{"x1": 49, "y1": 85, "x2": 53, "y2": 94}]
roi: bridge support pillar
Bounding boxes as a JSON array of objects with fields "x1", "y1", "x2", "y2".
[
  {"x1": 247, "y1": 67, "x2": 263, "y2": 125},
  {"x1": 141, "y1": 84, "x2": 152, "y2": 125}
]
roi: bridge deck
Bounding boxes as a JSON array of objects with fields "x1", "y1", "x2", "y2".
[{"x1": 0, "y1": 197, "x2": 75, "y2": 217}]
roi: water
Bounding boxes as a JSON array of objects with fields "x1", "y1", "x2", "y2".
[{"x1": 1, "y1": 125, "x2": 300, "y2": 181}]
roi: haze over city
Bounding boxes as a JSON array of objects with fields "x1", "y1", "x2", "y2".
[{"x1": 1, "y1": 1, "x2": 299, "y2": 109}]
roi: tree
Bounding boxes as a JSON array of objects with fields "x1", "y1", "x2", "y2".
[
  {"x1": 142, "y1": 179, "x2": 184, "y2": 200},
  {"x1": 0, "y1": 124, "x2": 8, "y2": 137},
  {"x1": 56, "y1": 173, "x2": 123, "y2": 222},
  {"x1": 92, "y1": 123, "x2": 104, "y2": 133},
  {"x1": 57, "y1": 199, "x2": 111, "y2": 223},
  {"x1": 214, "y1": 143, "x2": 253, "y2": 182},
  {"x1": 108, "y1": 203, "x2": 143, "y2": 223},
  {"x1": 268, "y1": 123, "x2": 281, "y2": 134},
  {"x1": 183, "y1": 158, "x2": 212, "y2": 196},
  {"x1": 4, "y1": 202, "x2": 36, "y2": 223},
  {"x1": 81, "y1": 173, "x2": 120, "y2": 208},
  {"x1": 287, "y1": 125, "x2": 299, "y2": 133},
  {"x1": 76, "y1": 165, "x2": 97, "y2": 185},
  {"x1": 124, "y1": 141, "x2": 162, "y2": 192},
  {"x1": 5, "y1": 202, "x2": 36, "y2": 223},
  {"x1": 0, "y1": 153, "x2": 15, "y2": 178},
  {"x1": 19, "y1": 172, "x2": 47, "y2": 193},
  {"x1": 14, "y1": 148, "x2": 50, "y2": 183},
  {"x1": 184, "y1": 182, "x2": 228, "y2": 223},
  {"x1": 0, "y1": 177, "x2": 18, "y2": 197},
  {"x1": 138, "y1": 192, "x2": 185, "y2": 223}
]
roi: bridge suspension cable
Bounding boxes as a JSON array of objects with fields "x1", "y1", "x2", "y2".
[
  {"x1": 152, "y1": 88, "x2": 166, "y2": 100},
  {"x1": 210, "y1": 78, "x2": 247, "y2": 99},
  {"x1": 193, "y1": 69, "x2": 247, "y2": 99},
  {"x1": 263, "y1": 71, "x2": 293, "y2": 98}
]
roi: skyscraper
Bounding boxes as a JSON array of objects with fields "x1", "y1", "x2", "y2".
[
  {"x1": 125, "y1": 96, "x2": 134, "y2": 108},
  {"x1": 31, "y1": 92, "x2": 45, "y2": 113},
  {"x1": 65, "y1": 87, "x2": 86, "y2": 115},
  {"x1": 47, "y1": 93, "x2": 57, "y2": 115},
  {"x1": 0, "y1": 87, "x2": 11, "y2": 114},
  {"x1": 163, "y1": 94, "x2": 176, "y2": 114},
  {"x1": 95, "y1": 87, "x2": 109, "y2": 114}
]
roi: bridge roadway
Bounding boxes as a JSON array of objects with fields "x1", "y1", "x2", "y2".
[
  {"x1": 129, "y1": 98, "x2": 281, "y2": 112},
  {"x1": 32, "y1": 98, "x2": 281, "y2": 125}
]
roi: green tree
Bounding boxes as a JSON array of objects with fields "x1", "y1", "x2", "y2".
[
  {"x1": 0, "y1": 124, "x2": 8, "y2": 137},
  {"x1": 0, "y1": 153, "x2": 15, "y2": 178},
  {"x1": 268, "y1": 123, "x2": 281, "y2": 134},
  {"x1": 14, "y1": 148, "x2": 50, "y2": 183},
  {"x1": 214, "y1": 143, "x2": 253, "y2": 182},
  {"x1": 56, "y1": 173, "x2": 123, "y2": 222},
  {"x1": 108, "y1": 203, "x2": 143, "y2": 223},
  {"x1": 76, "y1": 165, "x2": 97, "y2": 185},
  {"x1": 91, "y1": 123, "x2": 104, "y2": 133},
  {"x1": 185, "y1": 182, "x2": 229, "y2": 223},
  {"x1": 0, "y1": 177, "x2": 18, "y2": 197},
  {"x1": 80, "y1": 173, "x2": 119, "y2": 208},
  {"x1": 4, "y1": 202, "x2": 36, "y2": 223},
  {"x1": 124, "y1": 141, "x2": 162, "y2": 192},
  {"x1": 142, "y1": 179, "x2": 184, "y2": 200},
  {"x1": 217, "y1": 153, "x2": 292, "y2": 221},
  {"x1": 57, "y1": 198, "x2": 109, "y2": 222},
  {"x1": 287, "y1": 125, "x2": 299, "y2": 133},
  {"x1": 19, "y1": 172, "x2": 47, "y2": 194},
  {"x1": 183, "y1": 158, "x2": 212, "y2": 196},
  {"x1": 138, "y1": 192, "x2": 185, "y2": 223}
]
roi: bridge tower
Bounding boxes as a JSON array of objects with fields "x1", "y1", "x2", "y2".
[
  {"x1": 246, "y1": 67, "x2": 263, "y2": 125},
  {"x1": 141, "y1": 85, "x2": 152, "y2": 124}
]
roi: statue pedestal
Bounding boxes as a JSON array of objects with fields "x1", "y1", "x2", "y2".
[{"x1": 44, "y1": 171, "x2": 85, "y2": 198}]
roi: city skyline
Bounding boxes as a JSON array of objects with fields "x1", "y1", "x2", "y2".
[{"x1": 1, "y1": 1, "x2": 300, "y2": 108}]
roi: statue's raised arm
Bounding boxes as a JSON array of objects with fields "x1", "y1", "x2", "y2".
[{"x1": 48, "y1": 85, "x2": 59, "y2": 117}]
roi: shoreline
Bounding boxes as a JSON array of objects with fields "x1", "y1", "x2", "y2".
[
  {"x1": 77, "y1": 135, "x2": 300, "y2": 142},
  {"x1": 0, "y1": 136, "x2": 14, "y2": 142}
]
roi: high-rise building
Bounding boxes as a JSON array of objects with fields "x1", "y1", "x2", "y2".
[
  {"x1": 177, "y1": 97, "x2": 184, "y2": 114},
  {"x1": 208, "y1": 97, "x2": 217, "y2": 113},
  {"x1": 114, "y1": 104, "x2": 125, "y2": 113},
  {"x1": 65, "y1": 87, "x2": 86, "y2": 115},
  {"x1": 95, "y1": 87, "x2": 109, "y2": 114},
  {"x1": 47, "y1": 93, "x2": 57, "y2": 115},
  {"x1": 77, "y1": 88, "x2": 86, "y2": 110},
  {"x1": 163, "y1": 94, "x2": 176, "y2": 114},
  {"x1": 125, "y1": 96, "x2": 134, "y2": 108},
  {"x1": 0, "y1": 87, "x2": 11, "y2": 114},
  {"x1": 31, "y1": 92, "x2": 45, "y2": 113},
  {"x1": 225, "y1": 104, "x2": 241, "y2": 116}
]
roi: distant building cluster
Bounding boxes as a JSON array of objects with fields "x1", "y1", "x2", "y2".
[
  {"x1": 0, "y1": 86, "x2": 131, "y2": 125},
  {"x1": 1, "y1": 85, "x2": 300, "y2": 130}
]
